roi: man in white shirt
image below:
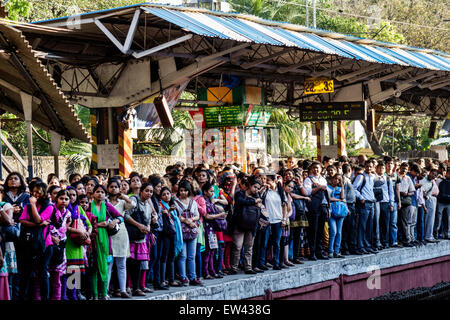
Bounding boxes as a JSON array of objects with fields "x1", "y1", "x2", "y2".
[
  {"x1": 397, "y1": 163, "x2": 416, "y2": 246},
  {"x1": 420, "y1": 169, "x2": 439, "y2": 243},
  {"x1": 304, "y1": 161, "x2": 329, "y2": 260}
]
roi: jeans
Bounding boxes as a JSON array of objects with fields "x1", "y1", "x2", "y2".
[
  {"x1": 390, "y1": 203, "x2": 398, "y2": 245},
  {"x1": 378, "y1": 202, "x2": 391, "y2": 247},
  {"x1": 178, "y1": 238, "x2": 197, "y2": 281},
  {"x1": 107, "y1": 257, "x2": 127, "y2": 293},
  {"x1": 270, "y1": 222, "x2": 282, "y2": 268},
  {"x1": 215, "y1": 242, "x2": 224, "y2": 273},
  {"x1": 373, "y1": 202, "x2": 381, "y2": 247},
  {"x1": 160, "y1": 235, "x2": 175, "y2": 283},
  {"x1": 416, "y1": 206, "x2": 425, "y2": 241},
  {"x1": 357, "y1": 201, "x2": 374, "y2": 250},
  {"x1": 151, "y1": 232, "x2": 162, "y2": 285},
  {"x1": 341, "y1": 203, "x2": 357, "y2": 252},
  {"x1": 425, "y1": 196, "x2": 437, "y2": 241},
  {"x1": 195, "y1": 242, "x2": 202, "y2": 279},
  {"x1": 252, "y1": 225, "x2": 269, "y2": 268},
  {"x1": 328, "y1": 216, "x2": 345, "y2": 254},
  {"x1": 434, "y1": 202, "x2": 450, "y2": 239}
]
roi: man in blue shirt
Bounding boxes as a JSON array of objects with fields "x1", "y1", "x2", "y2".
[
  {"x1": 353, "y1": 161, "x2": 378, "y2": 255},
  {"x1": 341, "y1": 163, "x2": 357, "y2": 255}
]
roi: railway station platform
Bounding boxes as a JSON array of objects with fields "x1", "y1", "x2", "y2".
[{"x1": 127, "y1": 240, "x2": 450, "y2": 300}]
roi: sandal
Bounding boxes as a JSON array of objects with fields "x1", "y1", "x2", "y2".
[
  {"x1": 169, "y1": 281, "x2": 182, "y2": 287},
  {"x1": 204, "y1": 274, "x2": 214, "y2": 280}
]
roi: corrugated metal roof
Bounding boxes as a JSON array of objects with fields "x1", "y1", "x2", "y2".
[
  {"x1": 141, "y1": 6, "x2": 450, "y2": 72},
  {"x1": 27, "y1": 3, "x2": 450, "y2": 72}
]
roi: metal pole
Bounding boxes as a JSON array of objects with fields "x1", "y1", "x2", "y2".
[
  {"x1": 305, "y1": 0, "x2": 309, "y2": 27},
  {"x1": 0, "y1": 121, "x2": 2, "y2": 180},
  {"x1": 312, "y1": 0, "x2": 317, "y2": 28}
]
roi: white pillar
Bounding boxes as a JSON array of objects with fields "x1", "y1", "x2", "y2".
[
  {"x1": 50, "y1": 130, "x2": 62, "y2": 177},
  {"x1": 20, "y1": 92, "x2": 33, "y2": 179}
]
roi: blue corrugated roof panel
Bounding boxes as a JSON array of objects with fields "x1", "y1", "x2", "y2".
[
  {"x1": 299, "y1": 33, "x2": 356, "y2": 59},
  {"x1": 206, "y1": 15, "x2": 277, "y2": 44},
  {"x1": 269, "y1": 28, "x2": 322, "y2": 52},
  {"x1": 375, "y1": 46, "x2": 429, "y2": 69},
  {"x1": 410, "y1": 52, "x2": 450, "y2": 71}
]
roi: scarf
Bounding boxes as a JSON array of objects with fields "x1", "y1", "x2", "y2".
[
  {"x1": 79, "y1": 206, "x2": 92, "y2": 230},
  {"x1": 91, "y1": 200, "x2": 109, "y2": 283},
  {"x1": 160, "y1": 200, "x2": 183, "y2": 258}
]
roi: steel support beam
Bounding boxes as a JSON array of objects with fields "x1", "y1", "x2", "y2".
[
  {"x1": 132, "y1": 34, "x2": 193, "y2": 59},
  {"x1": 241, "y1": 48, "x2": 292, "y2": 70}
]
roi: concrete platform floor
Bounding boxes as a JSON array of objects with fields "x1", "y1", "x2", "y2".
[{"x1": 110, "y1": 239, "x2": 450, "y2": 300}]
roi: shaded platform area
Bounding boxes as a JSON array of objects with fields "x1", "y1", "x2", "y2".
[{"x1": 128, "y1": 240, "x2": 450, "y2": 300}]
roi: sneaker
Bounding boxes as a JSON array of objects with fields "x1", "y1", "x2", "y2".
[
  {"x1": 259, "y1": 265, "x2": 269, "y2": 271},
  {"x1": 227, "y1": 269, "x2": 238, "y2": 275},
  {"x1": 213, "y1": 273, "x2": 223, "y2": 279},
  {"x1": 189, "y1": 279, "x2": 203, "y2": 286},
  {"x1": 266, "y1": 262, "x2": 273, "y2": 268},
  {"x1": 334, "y1": 253, "x2": 345, "y2": 258},
  {"x1": 154, "y1": 284, "x2": 170, "y2": 290},
  {"x1": 244, "y1": 269, "x2": 257, "y2": 275},
  {"x1": 253, "y1": 267, "x2": 264, "y2": 273}
]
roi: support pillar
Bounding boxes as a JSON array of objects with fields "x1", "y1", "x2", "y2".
[
  {"x1": 50, "y1": 130, "x2": 62, "y2": 177},
  {"x1": 337, "y1": 121, "x2": 347, "y2": 157},
  {"x1": 315, "y1": 121, "x2": 322, "y2": 162},
  {"x1": 118, "y1": 123, "x2": 133, "y2": 178},
  {"x1": 329, "y1": 121, "x2": 334, "y2": 145},
  {"x1": 90, "y1": 108, "x2": 99, "y2": 175},
  {"x1": 21, "y1": 92, "x2": 33, "y2": 179}
]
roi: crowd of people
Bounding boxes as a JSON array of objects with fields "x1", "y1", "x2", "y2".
[{"x1": 0, "y1": 154, "x2": 449, "y2": 300}]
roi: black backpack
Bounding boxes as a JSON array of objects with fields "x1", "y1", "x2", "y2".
[
  {"x1": 19, "y1": 203, "x2": 52, "y2": 261},
  {"x1": 236, "y1": 203, "x2": 261, "y2": 231},
  {"x1": 125, "y1": 196, "x2": 149, "y2": 242}
]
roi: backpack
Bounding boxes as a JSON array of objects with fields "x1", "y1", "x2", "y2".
[
  {"x1": 19, "y1": 203, "x2": 53, "y2": 262},
  {"x1": 373, "y1": 176, "x2": 385, "y2": 202},
  {"x1": 205, "y1": 198, "x2": 228, "y2": 232},
  {"x1": 236, "y1": 202, "x2": 261, "y2": 231},
  {"x1": 175, "y1": 199, "x2": 198, "y2": 240},
  {"x1": 125, "y1": 196, "x2": 149, "y2": 242}
]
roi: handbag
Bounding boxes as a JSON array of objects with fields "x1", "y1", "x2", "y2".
[
  {"x1": 400, "y1": 195, "x2": 412, "y2": 207},
  {"x1": 162, "y1": 209, "x2": 176, "y2": 236},
  {"x1": 69, "y1": 218, "x2": 91, "y2": 246},
  {"x1": 176, "y1": 199, "x2": 198, "y2": 241},
  {"x1": 106, "y1": 217, "x2": 120, "y2": 236},
  {"x1": 50, "y1": 239, "x2": 66, "y2": 266},
  {"x1": 205, "y1": 198, "x2": 227, "y2": 232},
  {"x1": 207, "y1": 231, "x2": 218, "y2": 250}
]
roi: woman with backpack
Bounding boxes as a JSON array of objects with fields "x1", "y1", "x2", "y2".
[
  {"x1": 174, "y1": 180, "x2": 202, "y2": 286},
  {"x1": 2, "y1": 172, "x2": 29, "y2": 300},
  {"x1": 88, "y1": 184, "x2": 123, "y2": 300},
  {"x1": 229, "y1": 176, "x2": 263, "y2": 275},
  {"x1": 124, "y1": 182, "x2": 153, "y2": 297},
  {"x1": 17, "y1": 182, "x2": 54, "y2": 300},
  {"x1": 158, "y1": 187, "x2": 183, "y2": 288},
  {"x1": 107, "y1": 179, "x2": 134, "y2": 298}
]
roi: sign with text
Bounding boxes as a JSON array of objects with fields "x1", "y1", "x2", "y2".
[
  {"x1": 304, "y1": 78, "x2": 334, "y2": 94},
  {"x1": 299, "y1": 101, "x2": 367, "y2": 122},
  {"x1": 203, "y1": 105, "x2": 246, "y2": 128}
]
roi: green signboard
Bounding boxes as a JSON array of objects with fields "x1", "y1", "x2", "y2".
[
  {"x1": 203, "y1": 105, "x2": 246, "y2": 128},
  {"x1": 298, "y1": 101, "x2": 367, "y2": 122},
  {"x1": 245, "y1": 105, "x2": 273, "y2": 127}
]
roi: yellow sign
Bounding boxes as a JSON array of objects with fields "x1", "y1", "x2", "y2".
[{"x1": 304, "y1": 78, "x2": 334, "y2": 94}]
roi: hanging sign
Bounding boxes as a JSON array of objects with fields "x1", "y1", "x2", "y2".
[
  {"x1": 298, "y1": 101, "x2": 367, "y2": 122},
  {"x1": 304, "y1": 78, "x2": 334, "y2": 94}
]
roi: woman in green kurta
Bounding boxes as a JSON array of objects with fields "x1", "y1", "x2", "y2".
[{"x1": 89, "y1": 184, "x2": 123, "y2": 300}]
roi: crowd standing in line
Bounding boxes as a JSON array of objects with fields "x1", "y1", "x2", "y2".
[{"x1": 0, "y1": 155, "x2": 449, "y2": 300}]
